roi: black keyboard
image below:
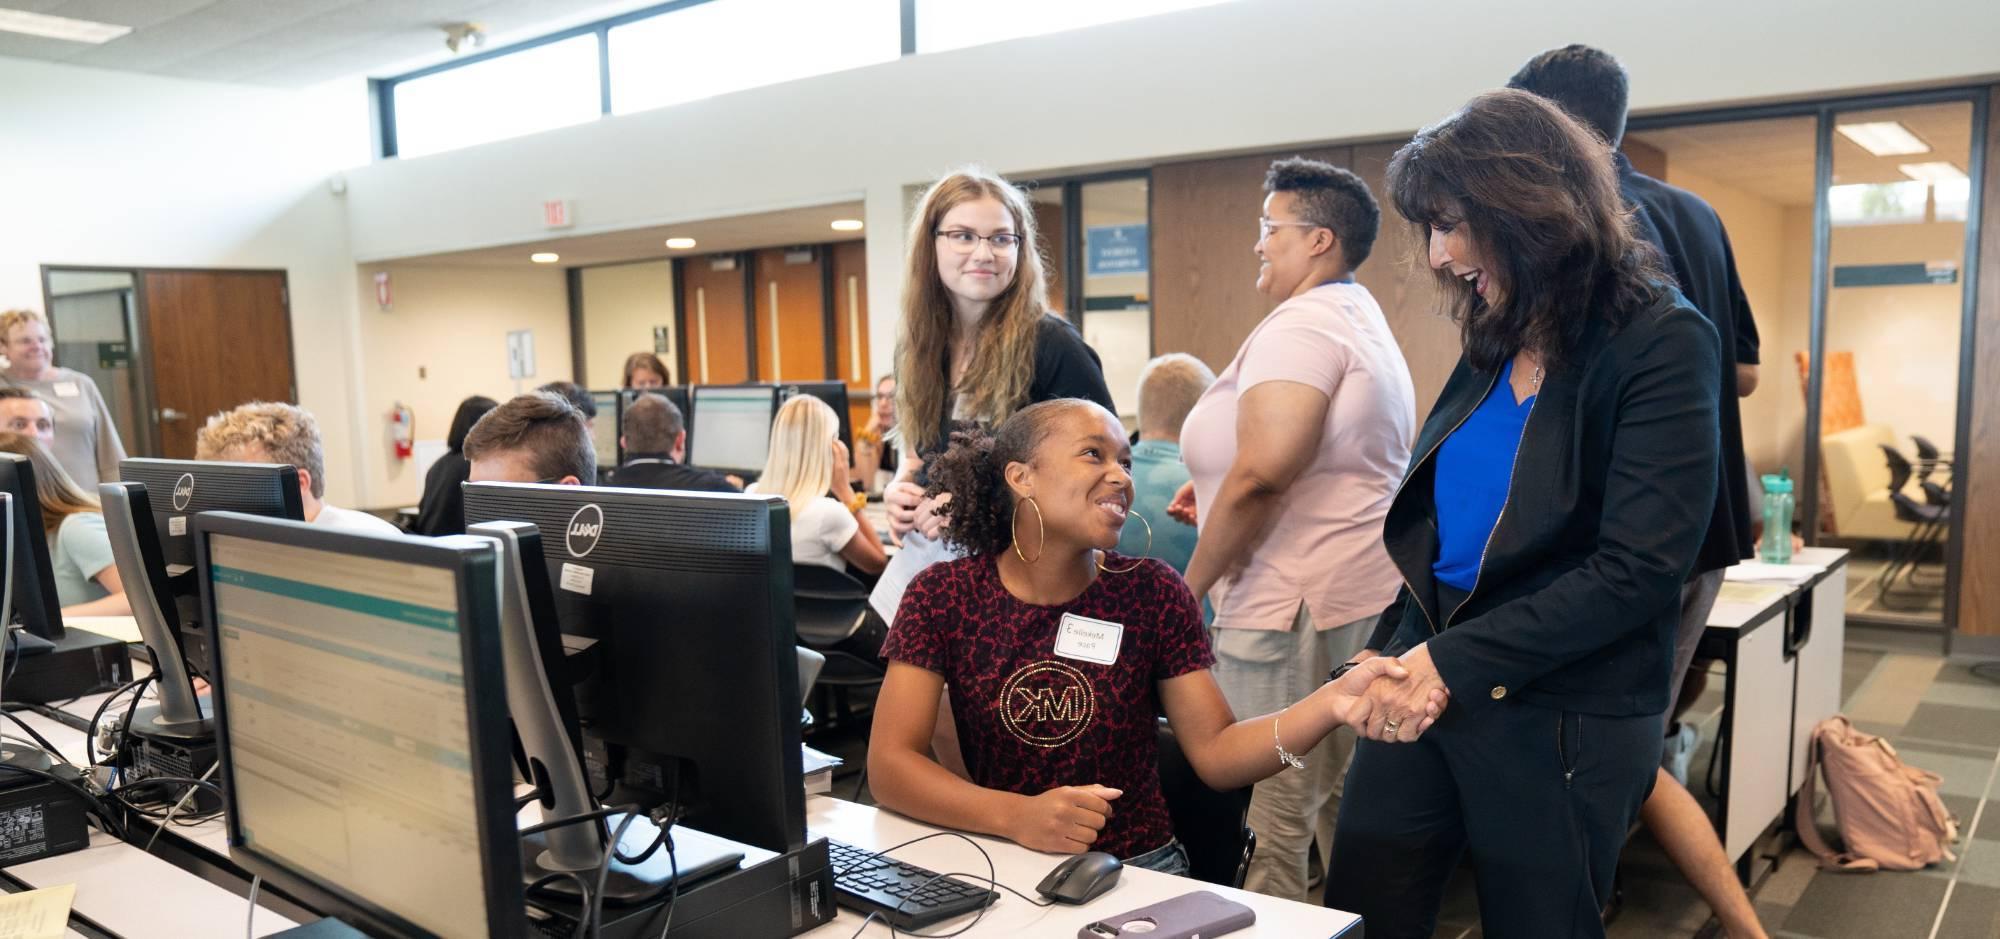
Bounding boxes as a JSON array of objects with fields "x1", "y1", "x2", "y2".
[{"x1": 827, "y1": 838, "x2": 998, "y2": 929}]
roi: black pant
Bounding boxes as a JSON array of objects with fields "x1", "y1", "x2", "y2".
[{"x1": 1324, "y1": 697, "x2": 1662, "y2": 939}]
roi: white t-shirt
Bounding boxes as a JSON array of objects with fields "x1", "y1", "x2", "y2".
[
  {"x1": 745, "y1": 485, "x2": 857, "y2": 570},
  {"x1": 312, "y1": 503, "x2": 402, "y2": 535}
]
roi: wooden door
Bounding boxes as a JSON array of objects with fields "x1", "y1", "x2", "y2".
[
  {"x1": 141, "y1": 270, "x2": 295, "y2": 459},
  {"x1": 679, "y1": 255, "x2": 751, "y2": 385},
  {"x1": 751, "y1": 248, "x2": 828, "y2": 383},
  {"x1": 829, "y1": 241, "x2": 873, "y2": 432}
]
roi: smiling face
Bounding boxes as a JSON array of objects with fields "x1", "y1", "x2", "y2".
[
  {"x1": 1426, "y1": 216, "x2": 1499, "y2": 303},
  {"x1": 933, "y1": 197, "x2": 1020, "y2": 315},
  {"x1": 1006, "y1": 403, "x2": 1133, "y2": 552},
  {"x1": 3, "y1": 320, "x2": 52, "y2": 374}
]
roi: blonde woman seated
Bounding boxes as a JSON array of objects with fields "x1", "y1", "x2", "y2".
[
  {"x1": 748, "y1": 395, "x2": 889, "y2": 579},
  {"x1": 0, "y1": 432, "x2": 129, "y2": 617}
]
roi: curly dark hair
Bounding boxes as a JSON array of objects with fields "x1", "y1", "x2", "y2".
[{"x1": 923, "y1": 399, "x2": 1092, "y2": 558}]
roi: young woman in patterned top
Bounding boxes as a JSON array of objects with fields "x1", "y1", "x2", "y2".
[{"x1": 869, "y1": 398, "x2": 1438, "y2": 871}]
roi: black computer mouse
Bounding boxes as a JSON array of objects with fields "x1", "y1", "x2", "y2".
[{"x1": 1036, "y1": 850, "x2": 1123, "y2": 904}]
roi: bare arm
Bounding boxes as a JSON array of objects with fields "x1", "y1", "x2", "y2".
[
  {"x1": 1735, "y1": 363, "x2": 1759, "y2": 398},
  {"x1": 1181, "y1": 381, "x2": 1329, "y2": 603},
  {"x1": 63, "y1": 562, "x2": 130, "y2": 617},
  {"x1": 1158, "y1": 657, "x2": 1423, "y2": 791},
  {"x1": 837, "y1": 524, "x2": 887, "y2": 575}
]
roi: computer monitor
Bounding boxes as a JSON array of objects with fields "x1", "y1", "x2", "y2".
[
  {"x1": 0, "y1": 454, "x2": 66, "y2": 640},
  {"x1": 462, "y1": 482, "x2": 807, "y2": 852},
  {"x1": 687, "y1": 385, "x2": 779, "y2": 477},
  {"x1": 779, "y1": 381, "x2": 852, "y2": 456},
  {"x1": 196, "y1": 512, "x2": 525, "y2": 939},
  {"x1": 589, "y1": 389, "x2": 620, "y2": 470}
]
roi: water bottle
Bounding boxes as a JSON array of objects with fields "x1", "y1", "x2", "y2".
[{"x1": 1760, "y1": 470, "x2": 1794, "y2": 565}]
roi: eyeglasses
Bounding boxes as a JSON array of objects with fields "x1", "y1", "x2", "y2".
[
  {"x1": 936, "y1": 229, "x2": 1023, "y2": 253},
  {"x1": 1258, "y1": 218, "x2": 1321, "y2": 240}
]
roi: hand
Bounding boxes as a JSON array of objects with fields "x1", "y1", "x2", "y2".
[
  {"x1": 1009, "y1": 785, "x2": 1121, "y2": 854},
  {"x1": 1359, "y1": 643, "x2": 1450, "y2": 743},
  {"x1": 830, "y1": 439, "x2": 854, "y2": 494},
  {"x1": 885, "y1": 480, "x2": 927, "y2": 535},
  {"x1": 1323, "y1": 655, "x2": 1409, "y2": 732},
  {"x1": 914, "y1": 492, "x2": 953, "y2": 541},
  {"x1": 1166, "y1": 481, "x2": 1198, "y2": 526},
  {"x1": 724, "y1": 474, "x2": 746, "y2": 489}
]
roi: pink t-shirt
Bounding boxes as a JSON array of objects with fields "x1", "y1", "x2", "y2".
[{"x1": 1181, "y1": 283, "x2": 1416, "y2": 632}]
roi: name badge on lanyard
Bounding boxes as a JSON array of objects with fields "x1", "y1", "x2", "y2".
[
  {"x1": 53, "y1": 382, "x2": 80, "y2": 398},
  {"x1": 1054, "y1": 613, "x2": 1124, "y2": 666}
]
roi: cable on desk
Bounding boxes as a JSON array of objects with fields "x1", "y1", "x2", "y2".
[
  {"x1": 838, "y1": 831, "x2": 1024, "y2": 939},
  {"x1": 519, "y1": 805, "x2": 621, "y2": 838},
  {"x1": 145, "y1": 762, "x2": 221, "y2": 853},
  {"x1": 85, "y1": 675, "x2": 153, "y2": 769},
  {"x1": 0, "y1": 708, "x2": 71, "y2": 761},
  {"x1": 245, "y1": 874, "x2": 261, "y2": 939},
  {"x1": 579, "y1": 809, "x2": 644, "y2": 939}
]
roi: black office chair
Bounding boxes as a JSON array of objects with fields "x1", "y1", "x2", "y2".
[
  {"x1": 1877, "y1": 445, "x2": 1948, "y2": 609},
  {"x1": 1911, "y1": 434, "x2": 1952, "y2": 486},
  {"x1": 1155, "y1": 721, "x2": 1255, "y2": 888},
  {"x1": 791, "y1": 565, "x2": 886, "y2": 734}
]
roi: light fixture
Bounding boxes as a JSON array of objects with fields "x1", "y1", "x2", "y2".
[
  {"x1": 0, "y1": 9, "x2": 132, "y2": 43},
  {"x1": 1835, "y1": 121, "x2": 1930, "y2": 157},
  {"x1": 664, "y1": 237, "x2": 697, "y2": 250},
  {"x1": 830, "y1": 219, "x2": 865, "y2": 232},
  {"x1": 443, "y1": 22, "x2": 487, "y2": 55},
  {"x1": 530, "y1": 252, "x2": 560, "y2": 264},
  {"x1": 1898, "y1": 161, "x2": 1967, "y2": 184}
]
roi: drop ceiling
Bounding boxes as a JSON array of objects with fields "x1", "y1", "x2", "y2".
[{"x1": 1629, "y1": 102, "x2": 1975, "y2": 207}]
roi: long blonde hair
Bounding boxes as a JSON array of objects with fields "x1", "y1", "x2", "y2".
[
  {"x1": 895, "y1": 168, "x2": 1055, "y2": 456},
  {"x1": 759, "y1": 395, "x2": 839, "y2": 519},
  {"x1": 0, "y1": 432, "x2": 99, "y2": 534}
]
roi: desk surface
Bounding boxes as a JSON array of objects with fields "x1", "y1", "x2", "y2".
[
  {"x1": 802, "y1": 797, "x2": 1360, "y2": 938},
  {"x1": 1705, "y1": 547, "x2": 1849, "y2": 633}
]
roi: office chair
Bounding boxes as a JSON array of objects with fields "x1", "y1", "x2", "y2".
[
  {"x1": 791, "y1": 564, "x2": 886, "y2": 734},
  {"x1": 1155, "y1": 721, "x2": 1256, "y2": 888},
  {"x1": 1910, "y1": 434, "x2": 1951, "y2": 486},
  {"x1": 1877, "y1": 445, "x2": 1948, "y2": 610}
]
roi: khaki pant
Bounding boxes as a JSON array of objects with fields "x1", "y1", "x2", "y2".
[{"x1": 1211, "y1": 605, "x2": 1371, "y2": 903}]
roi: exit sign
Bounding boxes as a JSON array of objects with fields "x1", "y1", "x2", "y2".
[{"x1": 542, "y1": 199, "x2": 573, "y2": 229}]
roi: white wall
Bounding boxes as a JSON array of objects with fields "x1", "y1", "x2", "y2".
[
  {"x1": 338, "y1": 0, "x2": 2000, "y2": 387},
  {"x1": 579, "y1": 261, "x2": 678, "y2": 388},
  {"x1": 0, "y1": 56, "x2": 372, "y2": 504},
  {"x1": 354, "y1": 263, "x2": 573, "y2": 506}
]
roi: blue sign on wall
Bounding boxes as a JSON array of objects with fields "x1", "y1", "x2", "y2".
[{"x1": 1086, "y1": 224, "x2": 1150, "y2": 277}]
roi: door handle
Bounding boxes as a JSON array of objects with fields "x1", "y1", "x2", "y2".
[{"x1": 159, "y1": 408, "x2": 187, "y2": 422}]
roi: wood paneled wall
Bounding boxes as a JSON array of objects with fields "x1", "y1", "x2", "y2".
[
  {"x1": 679, "y1": 256, "x2": 750, "y2": 385},
  {"x1": 1960, "y1": 84, "x2": 2000, "y2": 638},
  {"x1": 751, "y1": 248, "x2": 827, "y2": 382}
]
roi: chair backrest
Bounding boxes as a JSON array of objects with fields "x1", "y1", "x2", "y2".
[
  {"x1": 792, "y1": 563, "x2": 870, "y2": 648},
  {"x1": 1820, "y1": 424, "x2": 1897, "y2": 533},
  {"x1": 796, "y1": 646, "x2": 826, "y2": 696},
  {"x1": 1155, "y1": 722, "x2": 1254, "y2": 888},
  {"x1": 1922, "y1": 480, "x2": 1951, "y2": 508},
  {"x1": 1880, "y1": 444, "x2": 1913, "y2": 493},
  {"x1": 1911, "y1": 435, "x2": 1941, "y2": 462}
]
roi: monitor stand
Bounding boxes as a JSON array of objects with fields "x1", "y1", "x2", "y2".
[{"x1": 524, "y1": 811, "x2": 744, "y2": 903}]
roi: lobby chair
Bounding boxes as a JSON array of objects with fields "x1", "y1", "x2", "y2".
[{"x1": 1156, "y1": 721, "x2": 1256, "y2": 888}]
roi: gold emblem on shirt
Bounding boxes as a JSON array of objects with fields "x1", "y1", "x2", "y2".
[{"x1": 998, "y1": 660, "x2": 1096, "y2": 748}]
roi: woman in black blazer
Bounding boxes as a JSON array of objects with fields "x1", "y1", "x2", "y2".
[
  {"x1": 1323, "y1": 90, "x2": 1720, "y2": 938},
  {"x1": 413, "y1": 395, "x2": 498, "y2": 536}
]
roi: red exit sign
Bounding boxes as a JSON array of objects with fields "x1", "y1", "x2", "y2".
[{"x1": 543, "y1": 199, "x2": 573, "y2": 229}]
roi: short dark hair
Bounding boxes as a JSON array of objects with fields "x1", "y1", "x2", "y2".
[
  {"x1": 1507, "y1": 44, "x2": 1630, "y2": 148},
  {"x1": 1264, "y1": 157, "x2": 1381, "y2": 271},
  {"x1": 446, "y1": 395, "x2": 499, "y2": 451},
  {"x1": 620, "y1": 393, "x2": 681, "y2": 453},
  {"x1": 463, "y1": 392, "x2": 597, "y2": 484},
  {"x1": 0, "y1": 387, "x2": 47, "y2": 407},
  {"x1": 536, "y1": 381, "x2": 596, "y2": 420}
]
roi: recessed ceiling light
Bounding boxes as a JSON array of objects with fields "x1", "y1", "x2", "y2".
[
  {"x1": 1898, "y1": 161, "x2": 1967, "y2": 184},
  {"x1": 1835, "y1": 121, "x2": 1930, "y2": 157},
  {"x1": 664, "y1": 237, "x2": 697, "y2": 250},
  {"x1": 530, "y1": 252, "x2": 560, "y2": 263},
  {"x1": 830, "y1": 219, "x2": 865, "y2": 232},
  {"x1": 0, "y1": 9, "x2": 132, "y2": 43}
]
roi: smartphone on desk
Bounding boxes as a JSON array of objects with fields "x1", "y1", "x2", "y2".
[{"x1": 1079, "y1": 889, "x2": 1255, "y2": 939}]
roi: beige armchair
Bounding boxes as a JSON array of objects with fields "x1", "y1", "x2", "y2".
[{"x1": 1819, "y1": 424, "x2": 1928, "y2": 541}]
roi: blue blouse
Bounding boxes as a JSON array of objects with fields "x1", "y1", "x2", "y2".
[{"x1": 1433, "y1": 359, "x2": 1536, "y2": 592}]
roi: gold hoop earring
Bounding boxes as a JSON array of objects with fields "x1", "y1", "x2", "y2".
[
  {"x1": 1098, "y1": 511, "x2": 1152, "y2": 574},
  {"x1": 1011, "y1": 496, "x2": 1045, "y2": 564}
]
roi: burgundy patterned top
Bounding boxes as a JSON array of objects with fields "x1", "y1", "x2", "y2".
[{"x1": 880, "y1": 553, "x2": 1215, "y2": 859}]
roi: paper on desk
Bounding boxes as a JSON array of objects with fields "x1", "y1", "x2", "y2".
[
  {"x1": 1724, "y1": 561, "x2": 1824, "y2": 585},
  {"x1": 0, "y1": 883, "x2": 74, "y2": 939},
  {"x1": 61, "y1": 615, "x2": 143, "y2": 643},
  {"x1": 867, "y1": 530, "x2": 963, "y2": 624},
  {"x1": 1708, "y1": 582, "x2": 1792, "y2": 625}
]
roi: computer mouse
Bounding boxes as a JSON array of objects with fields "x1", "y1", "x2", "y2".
[{"x1": 1036, "y1": 850, "x2": 1123, "y2": 904}]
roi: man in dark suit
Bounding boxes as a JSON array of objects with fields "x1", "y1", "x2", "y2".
[
  {"x1": 608, "y1": 393, "x2": 741, "y2": 493},
  {"x1": 1512, "y1": 45, "x2": 1767, "y2": 939}
]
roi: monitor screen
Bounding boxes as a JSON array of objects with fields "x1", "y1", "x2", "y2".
[
  {"x1": 205, "y1": 524, "x2": 515, "y2": 938},
  {"x1": 589, "y1": 390, "x2": 620, "y2": 472},
  {"x1": 688, "y1": 386, "x2": 777, "y2": 475}
]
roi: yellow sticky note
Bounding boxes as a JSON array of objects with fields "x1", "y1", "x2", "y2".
[{"x1": 0, "y1": 883, "x2": 73, "y2": 939}]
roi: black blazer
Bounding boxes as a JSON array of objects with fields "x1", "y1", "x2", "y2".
[
  {"x1": 1366, "y1": 290, "x2": 1721, "y2": 717},
  {"x1": 607, "y1": 457, "x2": 740, "y2": 494},
  {"x1": 920, "y1": 314, "x2": 1116, "y2": 466}
]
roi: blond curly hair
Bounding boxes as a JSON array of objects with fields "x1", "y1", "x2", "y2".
[
  {"x1": 0, "y1": 309, "x2": 47, "y2": 343},
  {"x1": 195, "y1": 402, "x2": 326, "y2": 498}
]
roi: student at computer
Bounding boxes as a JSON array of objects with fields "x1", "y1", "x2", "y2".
[
  {"x1": 851, "y1": 374, "x2": 898, "y2": 494},
  {"x1": 607, "y1": 393, "x2": 738, "y2": 493},
  {"x1": 746, "y1": 395, "x2": 886, "y2": 577},
  {"x1": 0, "y1": 431, "x2": 129, "y2": 616},
  {"x1": 0, "y1": 388, "x2": 56, "y2": 447},
  {"x1": 195, "y1": 402, "x2": 400, "y2": 535},
  {"x1": 536, "y1": 381, "x2": 598, "y2": 433},
  {"x1": 868, "y1": 399, "x2": 1433, "y2": 873},
  {"x1": 413, "y1": 395, "x2": 497, "y2": 536},
  {"x1": 0, "y1": 309, "x2": 126, "y2": 489},
  {"x1": 622, "y1": 352, "x2": 672, "y2": 389},
  {"x1": 463, "y1": 392, "x2": 595, "y2": 486}
]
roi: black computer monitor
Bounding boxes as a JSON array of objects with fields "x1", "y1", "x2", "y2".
[
  {"x1": 195, "y1": 512, "x2": 526, "y2": 938},
  {"x1": 0, "y1": 453, "x2": 68, "y2": 640},
  {"x1": 462, "y1": 482, "x2": 807, "y2": 852},
  {"x1": 779, "y1": 381, "x2": 853, "y2": 455},
  {"x1": 686, "y1": 385, "x2": 779, "y2": 478}
]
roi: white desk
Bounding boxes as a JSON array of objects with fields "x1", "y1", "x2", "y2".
[
  {"x1": 1700, "y1": 547, "x2": 1848, "y2": 880},
  {"x1": 802, "y1": 797, "x2": 1361, "y2": 938}
]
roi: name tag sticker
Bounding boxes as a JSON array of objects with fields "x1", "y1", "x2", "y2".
[
  {"x1": 559, "y1": 562, "x2": 594, "y2": 595},
  {"x1": 168, "y1": 516, "x2": 187, "y2": 536},
  {"x1": 1055, "y1": 613, "x2": 1123, "y2": 666},
  {"x1": 52, "y1": 382, "x2": 80, "y2": 398}
]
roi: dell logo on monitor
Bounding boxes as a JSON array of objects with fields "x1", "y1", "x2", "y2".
[
  {"x1": 172, "y1": 473, "x2": 196, "y2": 512},
  {"x1": 566, "y1": 504, "x2": 604, "y2": 558}
]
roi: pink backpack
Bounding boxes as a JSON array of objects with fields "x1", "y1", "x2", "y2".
[{"x1": 1794, "y1": 716, "x2": 1959, "y2": 872}]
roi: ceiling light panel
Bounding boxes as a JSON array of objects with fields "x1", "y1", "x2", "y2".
[
  {"x1": 0, "y1": 8, "x2": 133, "y2": 43},
  {"x1": 1835, "y1": 121, "x2": 1930, "y2": 157}
]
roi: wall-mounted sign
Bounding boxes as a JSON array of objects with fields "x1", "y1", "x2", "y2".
[
  {"x1": 507, "y1": 329, "x2": 536, "y2": 380},
  {"x1": 97, "y1": 342, "x2": 130, "y2": 369},
  {"x1": 1832, "y1": 261, "x2": 1959, "y2": 288},
  {"x1": 1086, "y1": 224, "x2": 1149, "y2": 277},
  {"x1": 542, "y1": 199, "x2": 573, "y2": 230}
]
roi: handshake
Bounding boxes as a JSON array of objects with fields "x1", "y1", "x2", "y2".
[{"x1": 1324, "y1": 643, "x2": 1452, "y2": 743}]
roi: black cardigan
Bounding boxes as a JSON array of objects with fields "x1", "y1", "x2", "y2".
[
  {"x1": 1367, "y1": 290, "x2": 1720, "y2": 717},
  {"x1": 920, "y1": 314, "x2": 1116, "y2": 465}
]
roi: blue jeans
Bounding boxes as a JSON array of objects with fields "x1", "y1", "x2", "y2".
[{"x1": 1125, "y1": 838, "x2": 1191, "y2": 876}]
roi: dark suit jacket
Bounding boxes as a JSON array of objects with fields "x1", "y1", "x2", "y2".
[
  {"x1": 413, "y1": 450, "x2": 471, "y2": 536},
  {"x1": 607, "y1": 456, "x2": 740, "y2": 494}
]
